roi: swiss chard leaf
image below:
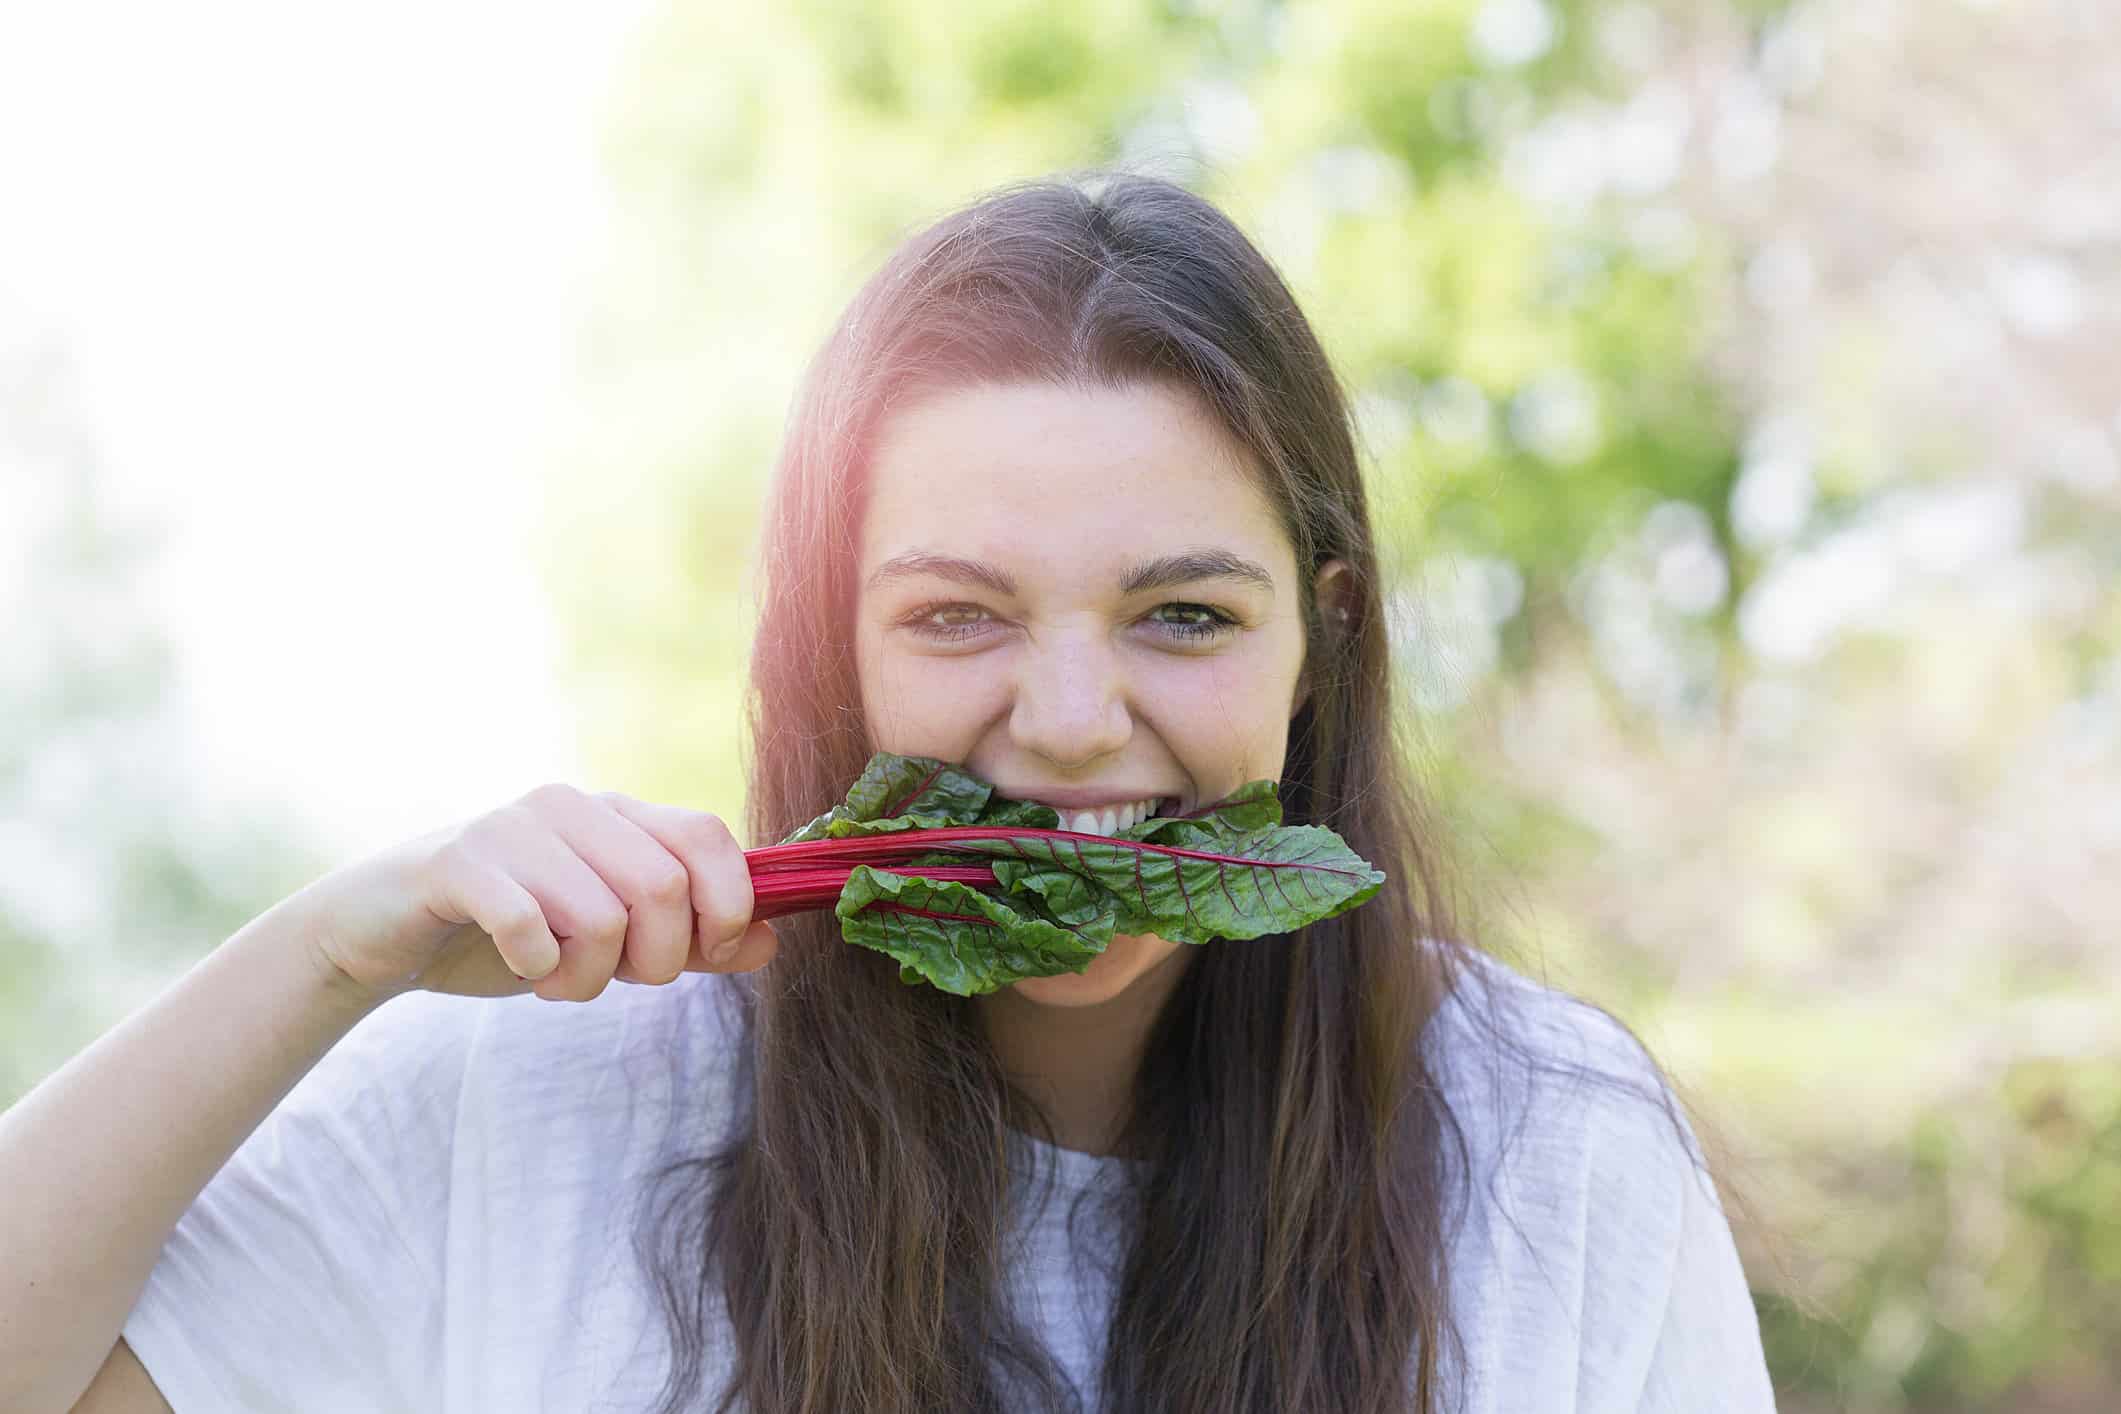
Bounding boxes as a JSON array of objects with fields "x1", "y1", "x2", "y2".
[
  {"x1": 977, "y1": 822, "x2": 1382, "y2": 942},
  {"x1": 790, "y1": 752, "x2": 1386, "y2": 995},
  {"x1": 783, "y1": 754, "x2": 1059, "y2": 842},
  {"x1": 1128, "y1": 778, "x2": 1284, "y2": 837},
  {"x1": 834, "y1": 867, "x2": 1112, "y2": 994}
]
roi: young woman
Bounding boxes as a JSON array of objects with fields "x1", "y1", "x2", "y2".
[{"x1": 6, "y1": 172, "x2": 1777, "y2": 1412}]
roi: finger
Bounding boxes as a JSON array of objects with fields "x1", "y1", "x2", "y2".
[
  {"x1": 485, "y1": 803, "x2": 631, "y2": 1000},
  {"x1": 434, "y1": 847, "x2": 563, "y2": 980},
  {"x1": 680, "y1": 916, "x2": 779, "y2": 975},
  {"x1": 593, "y1": 793, "x2": 756, "y2": 968},
  {"x1": 526, "y1": 786, "x2": 696, "y2": 990}
]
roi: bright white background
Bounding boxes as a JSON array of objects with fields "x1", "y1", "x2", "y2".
[{"x1": 0, "y1": 0, "x2": 656, "y2": 861}]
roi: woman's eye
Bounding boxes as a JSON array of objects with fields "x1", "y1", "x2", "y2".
[
  {"x1": 1148, "y1": 603, "x2": 1240, "y2": 641},
  {"x1": 900, "y1": 601, "x2": 1239, "y2": 644},
  {"x1": 903, "y1": 604, "x2": 990, "y2": 642}
]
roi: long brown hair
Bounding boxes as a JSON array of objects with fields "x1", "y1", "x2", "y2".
[{"x1": 631, "y1": 170, "x2": 1725, "y2": 1413}]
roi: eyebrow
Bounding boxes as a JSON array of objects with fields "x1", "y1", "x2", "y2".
[{"x1": 864, "y1": 547, "x2": 1277, "y2": 598}]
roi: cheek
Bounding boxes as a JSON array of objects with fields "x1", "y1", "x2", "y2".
[
  {"x1": 857, "y1": 624, "x2": 973, "y2": 739},
  {"x1": 1190, "y1": 650, "x2": 1300, "y2": 759},
  {"x1": 861, "y1": 658, "x2": 1005, "y2": 758}
]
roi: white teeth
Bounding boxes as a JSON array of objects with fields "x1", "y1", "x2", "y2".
[{"x1": 1058, "y1": 798, "x2": 1159, "y2": 836}]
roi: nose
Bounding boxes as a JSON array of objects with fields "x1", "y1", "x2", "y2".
[{"x1": 1007, "y1": 621, "x2": 1133, "y2": 767}]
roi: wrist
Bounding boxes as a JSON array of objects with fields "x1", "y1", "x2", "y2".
[{"x1": 233, "y1": 890, "x2": 398, "y2": 1025}]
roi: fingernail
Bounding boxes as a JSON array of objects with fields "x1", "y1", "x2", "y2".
[{"x1": 708, "y1": 938, "x2": 740, "y2": 965}]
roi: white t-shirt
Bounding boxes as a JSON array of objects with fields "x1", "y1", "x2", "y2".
[{"x1": 122, "y1": 947, "x2": 1779, "y2": 1412}]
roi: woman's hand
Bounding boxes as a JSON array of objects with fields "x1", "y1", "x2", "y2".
[{"x1": 289, "y1": 784, "x2": 779, "y2": 1004}]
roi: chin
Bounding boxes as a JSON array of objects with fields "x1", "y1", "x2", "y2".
[{"x1": 1007, "y1": 931, "x2": 1188, "y2": 1008}]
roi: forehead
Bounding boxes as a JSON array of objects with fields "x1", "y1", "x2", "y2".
[{"x1": 858, "y1": 380, "x2": 1289, "y2": 591}]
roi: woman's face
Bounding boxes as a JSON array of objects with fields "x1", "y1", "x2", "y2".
[{"x1": 854, "y1": 378, "x2": 1345, "y2": 1011}]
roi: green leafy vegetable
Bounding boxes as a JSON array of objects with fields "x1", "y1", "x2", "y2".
[{"x1": 743, "y1": 752, "x2": 1386, "y2": 996}]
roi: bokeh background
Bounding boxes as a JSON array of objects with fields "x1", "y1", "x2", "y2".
[{"x1": 5, "y1": 1, "x2": 2117, "y2": 1408}]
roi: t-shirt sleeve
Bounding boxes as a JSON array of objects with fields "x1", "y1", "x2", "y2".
[
  {"x1": 120, "y1": 987, "x2": 486, "y2": 1413},
  {"x1": 1572, "y1": 1025, "x2": 1779, "y2": 1414},
  {"x1": 1631, "y1": 1136, "x2": 1780, "y2": 1413}
]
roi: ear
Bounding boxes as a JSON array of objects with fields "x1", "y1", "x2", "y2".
[{"x1": 1292, "y1": 558, "x2": 1355, "y2": 718}]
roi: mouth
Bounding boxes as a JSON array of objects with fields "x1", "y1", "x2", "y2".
[{"x1": 1024, "y1": 796, "x2": 1183, "y2": 836}]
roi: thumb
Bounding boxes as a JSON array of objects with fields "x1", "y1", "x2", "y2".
[{"x1": 688, "y1": 916, "x2": 780, "y2": 973}]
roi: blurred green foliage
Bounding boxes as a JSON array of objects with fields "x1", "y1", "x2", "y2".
[
  {"x1": 1757, "y1": 1058, "x2": 2121, "y2": 1410},
  {"x1": 0, "y1": 344, "x2": 339, "y2": 1101}
]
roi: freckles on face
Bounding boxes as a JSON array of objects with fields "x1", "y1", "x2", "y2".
[{"x1": 850, "y1": 378, "x2": 1309, "y2": 793}]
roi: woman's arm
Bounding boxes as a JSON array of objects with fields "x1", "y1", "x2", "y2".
[
  {"x1": 68, "y1": 1337, "x2": 167, "y2": 1413},
  {"x1": 0, "y1": 891, "x2": 386, "y2": 1414}
]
